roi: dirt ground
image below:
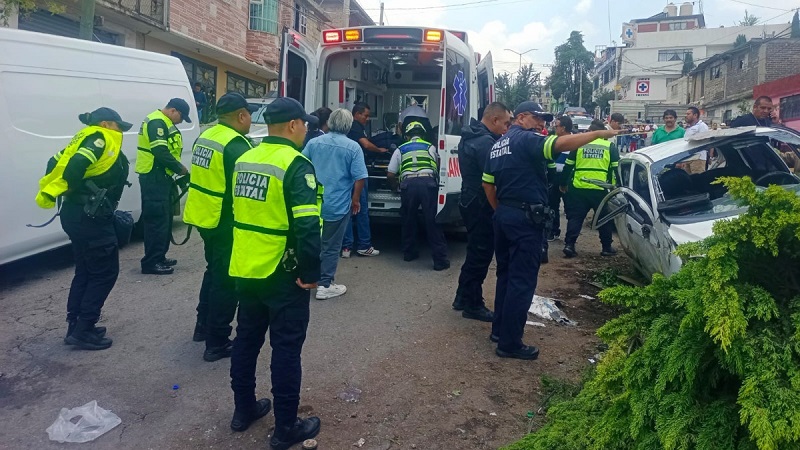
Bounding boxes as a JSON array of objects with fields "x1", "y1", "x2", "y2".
[{"x1": 0, "y1": 217, "x2": 635, "y2": 449}]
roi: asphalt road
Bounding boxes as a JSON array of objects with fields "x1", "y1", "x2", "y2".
[{"x1": 0, "y1": 219, "x2": 614, "y2": 449}]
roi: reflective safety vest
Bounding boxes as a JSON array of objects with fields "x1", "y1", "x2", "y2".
[
  {"x1": 183, "y1": 125, "x2": 252, "y2": 229},
  {"x1": 135, "y1": 110, "x2": 183, "y2": 175},
  {"x1": 399, "y1": 138, "x2": 436, "y2": 178},
  {"x1": 567, "y1": 138, "x2": 615, "y2": 190},
  {"x1": 35, "y1": 126, "x2": 123, "y2": 209},
  {"x1": 229, "y1": 140, "x2": 323, "y2": 279}
]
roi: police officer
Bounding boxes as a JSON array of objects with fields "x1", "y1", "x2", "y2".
[
  {"x1": 452, "y1": 102, "x2": 512, "y2": 321},
  {"x1": 136, "y1": 98, "x2": 191, "y2": 275},
  {"x1": 183, "y1": 93, "x2": 258, "y2": 362},
  {"x1": 561, "y1": 119, "x2": 620, "y2": 258},
  {"x1": 482, "y1": 102, "x2": 617, "y2": 360},
  {"x1": 387, "y1": 121, "x2": 450, "y2": 270},
  {"x1": 228, "y1": 97, "x2": 322, "y2": 449},
  {"x1": 36, "y1": 108, "x2": 133, "y2": 350},
  {"x1": 540, "y1": 115, "x2": 574, "y2": 264}
]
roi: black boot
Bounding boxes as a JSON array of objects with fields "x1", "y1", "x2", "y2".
[
  {"x1": 65, "y1": 321, "x2": 107, "y2": 345},
  {"x1": 203, "y1": 340, "x2": 233, "y2": 362},
  {"x1": 563, "y1": 244, "x2": 577, "y2": 258},
  {"x1": 192, "y1": 322, "x2": 207, "y2": 342},
  {"x1": 230, "y1": 398, "x2": 272, "y2": 432},
  {"x1": 601, "y1": 246, "x2": 618, "y2": 257},
  {"x1": 65, "y1": 321, "x2": 112, "y2": 350},
  {"x1": 452, "y1": 294, "x2": 465, "y2": 311},
  {"x1": 462, "y1": 306, "x2": 495, "y2": 322},
  {"x1": 270, "y1": 417, "x2": 321, "y2": 450}
]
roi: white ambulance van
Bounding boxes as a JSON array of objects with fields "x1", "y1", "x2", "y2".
[
  {"x1": 0, "y1": 28, "x2": 199, "y2": 265},
  {"x1": 277, "y1": 26, "x2": 494, "y2": 224}
]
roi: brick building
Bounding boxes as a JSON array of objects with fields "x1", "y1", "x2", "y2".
[
  {"x1": 4, "y1": 0, "x2": 373, "y2": 121},
  {"x1": 688, "y1": 37, "x2": 800, "y2": 125}
]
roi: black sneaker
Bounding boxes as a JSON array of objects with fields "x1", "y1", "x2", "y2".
[
  {"x1": 203, "y1": 341, "x2": 233, "y2": 362},
  {"x1": 563, "y1": 244, "x2": 577, "y2": 258},
  {"x1": 65, "y1": 329, "x2": 113, "y2": 351},
  {"x1": 65, "y1": 322, "x2": 107, "y2": 344},
  {"x1": 489, "y1": 333, "x2": 499, "y2": 343},
  {"x1": 161, "y1": 258, "x2": 178, "y2": 267},
  {"x1": 496, "y1": 345, "x2": 539, "y2": 360},
  {"x1": 433, "y1": 260, "x2": 451, "y2": 271},
  {"x1": 403, "y1": 252, "x2": 419, "y2": 262},
  {"x1": 142, "y1": 263, "x2": 174, "y2": 275},
  {"x1": 270, "y1": 417, "x2": 321, "y2": 450},
  {"x1": 601, "y1": 246, "x2": 618, "y2": 257},
  {"x1": 452, "y1": 294, "x2": 465, "y2": 311},
  {"x1": 462, "y1": 306, "x2": 494, "y2": 322},
  {"x1": 230, "y1": 398, "x2": 272, "y2": 432},
  {"x1": 192, "y1": 322, "x2": 207, "y2": 342}
]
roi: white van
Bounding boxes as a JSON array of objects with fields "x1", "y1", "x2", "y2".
[
  {"x1": 0, "y1": 28, "x2": 199, "y2": 265},
  {"x1": 277, "y1": 26, "x2": 494, "y2": 224}
]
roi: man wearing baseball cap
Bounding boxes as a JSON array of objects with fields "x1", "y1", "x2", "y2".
[
  {"x1": 482, "y1": 101, "x2": 618, "y2": 361},
  {"x1": 227, "y1": 97, "x2": 322, "y2": 449},
  {"x1": 135, "y1": 98, "x2": 191, "y2": 275},
  {"x1": 183, "y1": 92, "x2": 259, "y2": 362}
]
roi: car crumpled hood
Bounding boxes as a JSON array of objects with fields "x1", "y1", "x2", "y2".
[{"x1": 667, "y1": 218, "x2": 734, "y2": 245}]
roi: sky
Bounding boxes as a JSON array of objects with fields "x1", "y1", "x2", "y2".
[{"x1": 353, "y1": 0, "x2": 800, "y2": 77}]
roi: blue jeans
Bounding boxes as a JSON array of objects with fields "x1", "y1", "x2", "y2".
[
  {"x1": 342, "y1": 180, "x2": 371, "y2": 250},
  {"x1": 319, "y1": 216, "x2": 349, "y2": 287}
]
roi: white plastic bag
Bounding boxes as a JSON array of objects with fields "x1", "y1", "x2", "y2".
[{"x1": 46, "y1": 400, "x2": 121, "y2": 443}]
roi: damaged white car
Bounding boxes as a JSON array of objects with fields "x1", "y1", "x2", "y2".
[{"x1": 592, "y1": 126, "x2": 800, "y2": 278}]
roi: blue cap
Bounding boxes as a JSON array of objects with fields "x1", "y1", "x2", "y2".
[
  {"x1": 166, "y1": 98, "x2": 192, "y2": 123},
  {"x1": 216, "y1": 92, "x2": 260, "y2": 115},
  {"x1": 80, "y1": 107, "x2": 133, "y2": 132},
  {"x1": 263, "y1": 97, "x2": 318, "y2": 126}
]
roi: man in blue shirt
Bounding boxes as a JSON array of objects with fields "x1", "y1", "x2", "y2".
[
  {"x1": 303, "y1": 109, "x2": 368, "y2": 300},
  {"x1": 482, "y1": 102, "x2": 617, "y2": 360}
]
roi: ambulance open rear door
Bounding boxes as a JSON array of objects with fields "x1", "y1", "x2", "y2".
[
  {"x1": 278, "y1": 30, "x2": 318, "y2": 112},
  {"x1": 477, "y1": 51, "x2": 494, "y2": 114}
]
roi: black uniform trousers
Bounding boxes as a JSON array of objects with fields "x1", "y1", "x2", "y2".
[
  {"x1": 230, "y1": 271, "x2": 310, "y2": 431},
  {"x1": 60, "y1": 201, "x2": 120, "y2": 325},
  {"x1": 399, "y1": 176, "x2": 448, "y2": 263},
  {"x1": 491, "y1": 205, "x2": 544, "y2": 352},
  {"x1": 547, "y1": 184, "x2": 563, "y2": 237},
  {"x1": 564, "y1": 188, "x2": 612, "y2": 247},
  {"x1": 196, "y1": 227, "x2": 237, "y2": 348},
  {"x1": 455, "y1": 198, "x2": 494, "y2": 310},
  {"x1": 139, "y1": 170, "x2": 172, "y2": 269}
]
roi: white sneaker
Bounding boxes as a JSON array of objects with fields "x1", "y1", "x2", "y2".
[
  {"x1": 356, "y1": 246, "x2": 380, "y2": 257},
  {"x1": 315, "y1": 284, "x2": 347, "y2": 300},
  {"x1": 341, "y1": 248, "x2": 351, "y2": 258}
]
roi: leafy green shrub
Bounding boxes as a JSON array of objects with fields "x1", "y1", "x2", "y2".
[{"x1": 505, "y1": 178, "x2": 800, "y2": 450}]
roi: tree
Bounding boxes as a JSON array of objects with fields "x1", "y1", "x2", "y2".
[
  {"x1": 546, "y1": 31, "x2": 595, "y2": 111},
  {"x1": 496, "y1": 63, "x2": 542, "y2": 111},
  {"x1": 738, "y1": 9, "x2": 760, "y2": 26},
  {"x1": 593, "y1": 88, "x2": 616, "y2": 117},
  {"x1": 734, "y1": 34, "x2": 747, "y2": 48},
  {"x1": 681, "y1": 52, "x2": 695, "y2": 76},
  {"x1": 792, "y1": 10, "x2": 800, "y2": 38},
  {"x1": 0, "y1": 0, "x2": 67, "y2": 26},
  {"x1": 505, "y1": 177, "x2": 800, "y2": 450}
]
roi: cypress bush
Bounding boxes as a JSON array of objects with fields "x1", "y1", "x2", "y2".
[{"x1": 505, "y1": 178, "x2": 800, "y2": 450}]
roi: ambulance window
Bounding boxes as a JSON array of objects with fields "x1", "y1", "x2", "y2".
[
  {"x1": 286, "y1": 51, "x2": 306, "y2": 106},
  {"x1": 444, "y1": 51, "x2": 470, "y2": 135}
]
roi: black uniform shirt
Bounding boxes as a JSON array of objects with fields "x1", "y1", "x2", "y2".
[
  {"x1": 147, "y1": 118, "x2": 184, "y2": 174},
  {"x1": 482, "y1": 125, "x2": 558, "y2": 206}
]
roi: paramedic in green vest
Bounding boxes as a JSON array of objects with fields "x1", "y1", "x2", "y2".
[
  {"x1": 35, "y1": 108, "x2": 132, "y2": 350},
  {"x1": 135, "y1": 98, "x2": 191, "y2": 275},
  {"x1": 183, "y1": 93, "x2": 258, "y2": 362},
  {"x1": 228, "y1": 97, "x2": 322, "y2": 449},
  {"x1": 387, "y1": 121, "x2": 450, "y2": 270},
  {"x1": 561, "y1": 119, "x2": 620, "y2": 258}
]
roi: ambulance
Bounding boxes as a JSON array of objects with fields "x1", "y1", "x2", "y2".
[{"x1": 277, "y1": 26, "x2": 495, "y2": 224}]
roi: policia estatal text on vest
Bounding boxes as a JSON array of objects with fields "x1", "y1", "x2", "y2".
[
  {"x1": 135, "y1": 98, "x2": 191, "y2": 275},
  {"x1": 387, "y1": 121, "x2": 449, "y2": 270},
  {"x1": 227, "y1": 97, "x2": 323, "y2": 449},
  {"x1": 560, "y1": 118, "x2": 620, "y2": 258},
  {"x1": 36, "y1": 108, "x2": 133, "y2": 351},
  {"x1": 182, "y1": 93, "x2": 258, "y2": 362}
]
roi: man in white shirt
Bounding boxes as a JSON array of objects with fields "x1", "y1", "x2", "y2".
[{"x1": 684, "y1": 106, "x2": 709, "y2": 138}]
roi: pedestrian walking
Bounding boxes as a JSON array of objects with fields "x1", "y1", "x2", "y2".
[
  {"x1": 561, "y1": 119, "x2": 620, "y2": 258},
  {"x1": 303, "y1": 109, "x2": 368, "y2": 300},
  {"x1": 452, "y1": 102, "x2": 512, "y2": 321},
  {"x1": 228, "y1": 97, "x2": 322, "y2": 449},
  {"x1": 135, "y1": 98, "x2": 191, "y2": 275},
  {"x1": 36, "y1": 108, "x2": 133, "y2": 350},
  {"x1": 387, "y1": 121, "x2": 450, "y2": 270},
  {"x1": 482, "y1": 102, "x2": 617, "y2": 360},
  {"x1": 183, "y1": 93, "x2": 258, "y2": 362}
]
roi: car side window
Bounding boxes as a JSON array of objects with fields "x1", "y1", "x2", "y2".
[
  {"x1": 619, "y1": 161, "x2": 633, "y2": 188},
  {"x1": 632, "y1": 164, "x2": 652, "y2": 207}
]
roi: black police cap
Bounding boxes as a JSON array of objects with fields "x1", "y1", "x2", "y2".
[
  {"x1": 217, "y1": 92, "x2": 260, "y2": 115},
  {"x1": 262, "y1": 97, "x2": 318, "y2": 127}
]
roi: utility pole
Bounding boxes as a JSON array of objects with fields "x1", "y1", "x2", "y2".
[
  {"x1": 504, "y1": 48, "x2": 537, "y2": 70},
  {"x1": 379, "y1": 2, "x2": 384, "y2": 26},
  {"x1": 578, "y1": 66, "x2": 583, "y2": 107},
  {"x1": 79, "y1": 0, "x2": 96, "y2": 41}
]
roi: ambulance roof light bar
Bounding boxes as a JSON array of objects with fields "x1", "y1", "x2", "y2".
[{"x1": 322, "y1": 28, "x2": 363, "y2": 44}]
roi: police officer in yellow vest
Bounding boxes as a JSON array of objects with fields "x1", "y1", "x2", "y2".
[
  {"x1": 387, "y1": 121, "x2": 449, "y2": 270},
  {"x1": 183, "y1": 93, "x2": 259, "y2": 362},
  {"x1": 135, "y1": 98, "x2": 190, "y2": 275},
  {"x1": 228, "y1": 97, "x2": 323, "y2": 448},
  {"x1": 561, "y1": 119, "x2": 620, "y2": 258},
  {"x1": 36, "y1": 108, "x2": 132, "y2": 350}
]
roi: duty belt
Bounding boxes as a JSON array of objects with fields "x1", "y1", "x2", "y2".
[
  {"x1": 401, "y1": 172, "x2": 435, "y2": 180},
  {"x1": 498, "y1": 200, "x2": 553, "y2": 226}
]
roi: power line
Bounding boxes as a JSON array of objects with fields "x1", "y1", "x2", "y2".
[
  {"x1": 726, "y1": 0, "x2": 794, "y2": 12},
  {"x1": 361, "y1": 0, "x2": 530, "y2": 11}
]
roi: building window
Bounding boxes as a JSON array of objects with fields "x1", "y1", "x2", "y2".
[
  {"x1": 227, "y1": 72, "x2": 267, "y2": 98},
  {"x1": 658, "y1": 49, "x2": 692, "y2": 62},
  {"x1": 710, "y1": 66, "x2": 721, "y2": 79},
  {"x1": 250, "y1": 0, "x2": 278, "y2": 34},
  {"x1": 173, "y1": 52, "x2": 218, "y2": 123},
  {"x1": 668, "y1": 22, "x2": 687, "y2": 31},
  {"x1": 294, "y1": 2, "x2": 308, "y2": 35},
  {"x1": 781, "y1": 94, "x2": 800, "y2": 121}
]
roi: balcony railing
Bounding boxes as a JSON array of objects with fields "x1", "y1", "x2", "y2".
[{"x1": 99, "y1": 0, "x2": 167, "y2": 29}]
